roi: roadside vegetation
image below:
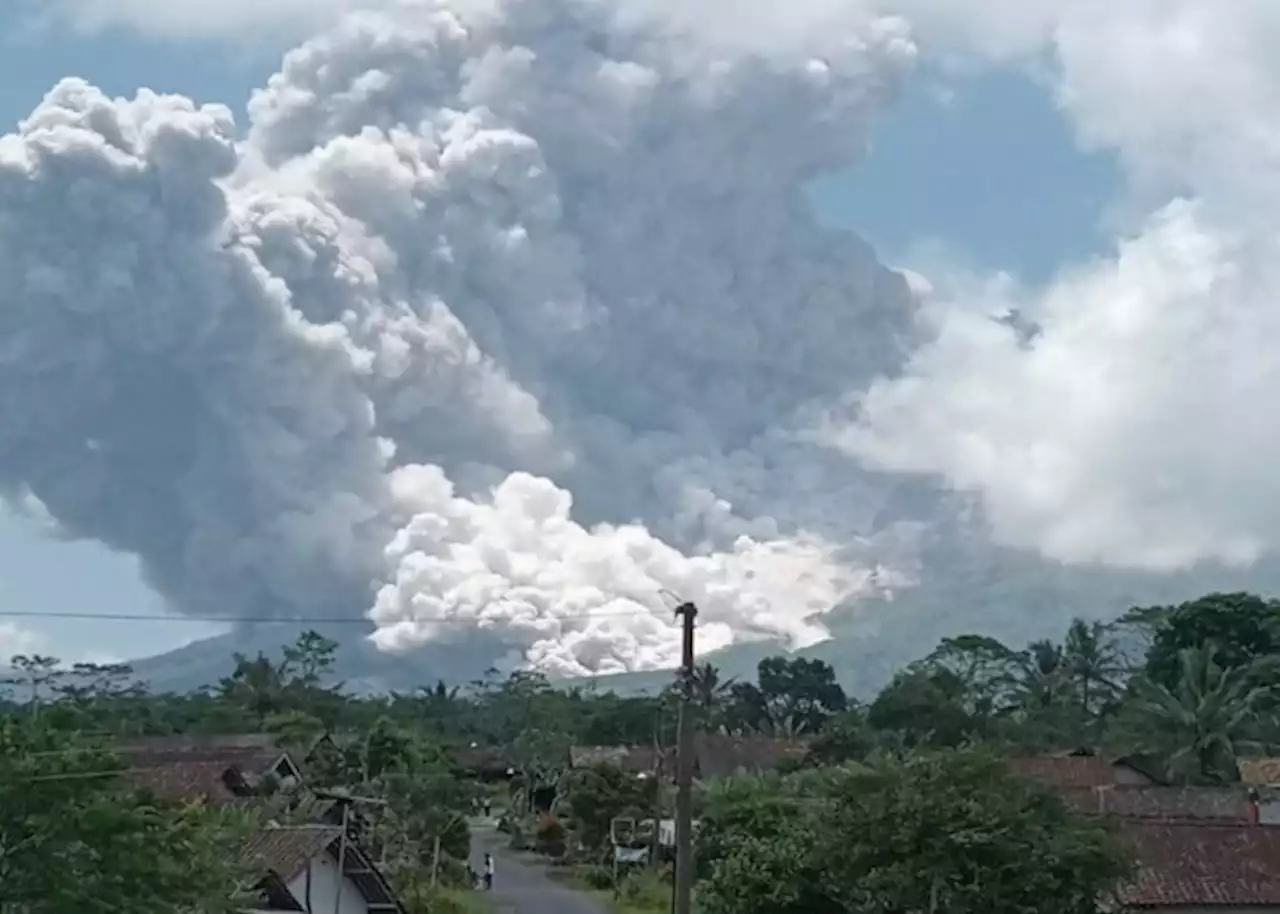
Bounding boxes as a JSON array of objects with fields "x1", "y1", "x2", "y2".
[{"x1": 4, "y1": 591, "x2": 1280, "y2": 911}]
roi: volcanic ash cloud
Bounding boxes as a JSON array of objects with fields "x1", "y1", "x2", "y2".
[{"x1": 0, "y1": 0, "x2": 919, "y2": 674}]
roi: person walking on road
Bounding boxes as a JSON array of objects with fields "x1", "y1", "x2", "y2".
[
  {"x1": 483, "y1": 852, "x2": 495, "y2": 890},
  {"x1": 482, "y1": 798, "x2": 491, "y2": 818}
]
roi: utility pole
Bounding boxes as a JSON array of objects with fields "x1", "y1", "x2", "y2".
[
  {"x1": 334, "y1": 801, "x2": 350, "y2": 914},
  {"x1": 430, "y1": 835, "x2": 442, "y2": 887},
  {"x1": 314, "y1": 788, "x2": 386, "y2": 914},
  {"x1": 672, "y1": 601, "x2": 697, "y2": 914}
]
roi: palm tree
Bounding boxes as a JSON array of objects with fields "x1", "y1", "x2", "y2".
[
  {"x1": 754, "y1": 711, "x2": 809, "y2": 739},
  {"x1": 1016, "y1": 639, "x2": 1067, "y2": 710},
  {"x1": 1131, "y1": 645, "x2": 1266, "y2": 784},
  {"x1": 1063, "y1": 619, "x2": 1127, "y2": 738},
  {"x1": 688, "y1": 663, "x2": 736, "y2": 712}
]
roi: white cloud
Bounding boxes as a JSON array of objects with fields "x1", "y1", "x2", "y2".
[
  {"x1": 838, "y1": 0, "x2": 1280, "y2": 571},
  {"x1": 40, "y1": 0, "x2": 395, "y2": 41},
  {"x1": 0, "y1": 622, "x2": 44, "y2": 660}
]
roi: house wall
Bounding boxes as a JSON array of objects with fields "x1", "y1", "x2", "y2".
[
  {"x1": 1114, "y1": 765, "x2": 1153, "y2": 786},
  {"x1": 284, "y1": 854, "x2": 370, "y2": 914},
  {"x1": 1134, "y1": 908, "x2": 1280, "y2": 913},
  {"x1": 1258, "y1": 799, "x2": 1280, "y2": 825}
]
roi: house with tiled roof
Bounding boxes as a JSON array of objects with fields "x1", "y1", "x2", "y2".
[
  {"x1": 115, "y1": 734, "x2": 304, "y2": 804},
  {"x1": 1008, "y1": 752, "x2": 1160, "y2": 790},
  {"x1": 242, "y1": 824, "x2": 407, "y2": 914},
  {"x1": 110, "y1": 736, "x2": 407, "y2": 913},
  {"x1": 570, "y1": 745, "x2": 663, "y2": 775},
  {"x1": 1239, "y1": 759, "x2": 1280, "y2": 788},
  {"x1": 1059, "y1": 786, "x2": 1257, "y2": 823},
  {"x1": 1110, "y1": 820, "x2": 1280, "y2": 911},
  {"x1": 692, "y1": 733, "x2": 810, "y2": 779}
]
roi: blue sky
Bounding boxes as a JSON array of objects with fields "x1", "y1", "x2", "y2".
[{"x1": 0, "y1": 11, "x2": 1121, "y2": 665}]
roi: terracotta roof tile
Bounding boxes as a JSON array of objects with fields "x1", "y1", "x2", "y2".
[
  {"x1": 1119, "y1": 821, "x2": 1280, "y2": 907},
  {"x1": 1239, "y1": 759, "x2": 1280, "y2": 787},
  {"x1": 116, "y1": 743, "x2": 290, "y2": 804},
  {"x1": 570, "y1": 745, "x2": 662, "y2": 773},
  {"x1": 1008, "y1": 755, "x2": 1152, "y2": 789},
  {"x1": 124, "y1": 758, "x2": 253, "y2": 804},
  {"x1": 693, "y1": 734, "x2": 809, "y2": 779},
  {"x1": 116, "y1": 734, "x2": 281, "y2": 754},
  {"x1": 1058, "y1": 786, "x2": 1253, "y2": 822}
]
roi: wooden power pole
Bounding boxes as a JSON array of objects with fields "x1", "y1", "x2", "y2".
[
  {"x1": 672, "y1": 601, "x2": 698, "y2": 914},
  {"x1": 313, "y1": 788, "x2": 386, "y2": 914}
]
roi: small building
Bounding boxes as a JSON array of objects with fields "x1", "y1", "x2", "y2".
[
  {"x1": 1008, "y1": 753, "x2": 1160, "y2": 790},
  {"x1": 692, "y1": 733, "x2": 810, "y2": 779},
  {"x1": 113, "y1": 738, "x2": 408, "y2": 914},
  {"x1": 243, "y1": 824, "x2": 406, "y2": 914},
  {"x1": 570, "y1": 745, "x2": 663, "y2": 775},
  {"x1": 1059, "y1": 786, "x2": 1257, "y2": 823},
  {"x1": 1111, "y1": 820, "x2": 1280, "y2": 911},
  {"x1": 117, "y1": 734, "x2": 304, "y2": 804}
]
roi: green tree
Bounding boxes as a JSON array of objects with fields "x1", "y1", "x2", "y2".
[
  {"x1": 0, "y1": 716, "x2": 258, "y2": 913},
  {"x1": 563, "y1": 763, "x2": 659, "y2": 856},
  {"x1": 3, "y1": 654, "x2": 65, "y2": 712},
  {"x1": 1138, "y1": 592, "x2": 1280, "y2": 689},
  {"x1": 921, "y1": 634, "x2": 1022, "y2": 716},
  {"x1": 867, "y1": 667, "x2": 988, "y2": 748},
  {"x1": 728, "y1": 657, "x2": 847, "y2": 735},
  {"x1": 804, "y1": 708, "x2": 873, "y2": 765},
  {"x1": 689, "y1": 663, "x2": 736, "y2": 723},
  {"x1": 1127, "y1": 645, "x2": 1266, "y2": 784},
  {"x1": 217, "y1": 652, "x2": 286, "y2": 725},
  {"x1": 696, "y1": 750, "x2": 1132, "y2": 914},
  {"x1": 1061, "y1": 619, "x2": 1127, "y2": 744}
]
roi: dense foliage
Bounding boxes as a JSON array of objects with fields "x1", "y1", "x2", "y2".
[
  {"x1": 695, "y1": 752, "x2": 1131, "y2": 914},
  {"x1": 4, "y1": 590, "x2": 1280, "y2": 912}
]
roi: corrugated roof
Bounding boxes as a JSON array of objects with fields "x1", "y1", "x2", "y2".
[
  {"x1": 1119, "y1": 821, "x2": 1280, "y2": 907},
  {"x1": 243, "y1": 826, "x2": 342, "y2": 882}
]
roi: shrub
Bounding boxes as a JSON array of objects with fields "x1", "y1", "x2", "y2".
[
  {"x1": 578, "y1": 864, "x2": 616, "y2": 890},
  {"x1": 535, "y1": 813, "x2": 567, "y2": 858}
]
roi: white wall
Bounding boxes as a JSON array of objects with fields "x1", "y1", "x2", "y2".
[
  {"x1": 1113, "y1": 765, "x2": 1153, "y2": 786},
  {"x1": 284, "y1": 853, "x2": 370, "y2": 914}
]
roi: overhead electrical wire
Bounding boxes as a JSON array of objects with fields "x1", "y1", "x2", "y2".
[{"x1": 0, "y1": 606, "x2": 678, "y2": 625}]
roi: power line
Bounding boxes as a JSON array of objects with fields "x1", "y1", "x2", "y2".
[{"x1": 0, "y1": 607, "x2": 672, "y2": 625}]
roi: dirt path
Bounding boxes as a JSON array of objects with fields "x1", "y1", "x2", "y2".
[{"x1": 470, "y1": 824, "x2": 609, "y2": 914}]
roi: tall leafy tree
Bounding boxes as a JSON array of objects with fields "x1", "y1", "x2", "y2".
[
  {"x1": 217, "y1": 653, "x2": 286, "y2": 725},
  {"x1": 1137, "y1": 592, "x2": 1280, "y2": 689},
  {"x1": 1128, "y1": 645, "x2": 1266, "y2": 784},
  {"x1": 728, "y1": 657, "x2": 847, "y2": 735},
  {"x1": 1060, "y1": 619, "x2": 1128, "y2": 745},
  {"x1": 868, "y1": 667, "x2": 989, "y2": 749},
  {"x1": 697, "y1": 749, "x2": 1132, "y2": 914},
  {"x1": 921, "y1": 634, "x2": 1022, "y2": 716},
  {"x1": 0, "y1": 716, "x2": 258, "y2": 913}
]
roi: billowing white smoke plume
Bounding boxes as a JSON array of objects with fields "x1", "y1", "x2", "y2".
[
  {"x1": 836, "y1": 0, "x2": 1280, "y2": 573},
  {"x1": 0, "y1": 0, "x2": 920, "y2": 675}
]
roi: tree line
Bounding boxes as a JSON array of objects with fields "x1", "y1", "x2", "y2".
[{"x1": 5, "y1": 590, "x2": 1280, "y2": 913}]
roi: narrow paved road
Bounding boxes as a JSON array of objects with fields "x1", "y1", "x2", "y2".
[{"x1": 470, "y1": 823, "x2": 608, "y2": 914}]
